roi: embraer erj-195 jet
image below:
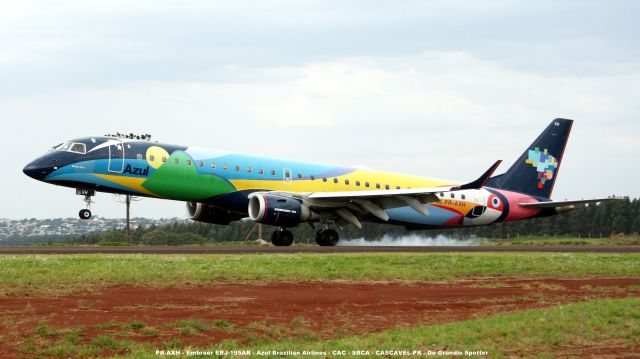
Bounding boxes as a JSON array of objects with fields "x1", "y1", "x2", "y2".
[{"x1": 24, "y1": 119, "x2": 615, "y2": 246}]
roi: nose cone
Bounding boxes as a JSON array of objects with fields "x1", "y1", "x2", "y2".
[{"x1": 23, "y1": 160, "x2": 52, "y2": 181}]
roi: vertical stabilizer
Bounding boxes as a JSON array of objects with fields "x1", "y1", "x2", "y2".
[{"x1": 485, "y1": 118, "x2": 573, "y2": 199}]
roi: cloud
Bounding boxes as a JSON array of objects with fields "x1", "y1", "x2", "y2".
[
  {"x1": 1, "y1": 0, "x2": 639, "y2": 219},
  {"x1": 3, "y1": 49, "x2": 638, "y2": 219}
]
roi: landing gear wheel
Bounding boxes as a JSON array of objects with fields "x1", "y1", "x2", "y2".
[
  {"x1": 315, "y1": 229, "x2": 339, "y2": 246},
  {"x1": 271, "y1": 228, "x2": 294, "y2": 246},
  {"x1": 79, "y1": 209, "x2": 92, "y2": 220}
]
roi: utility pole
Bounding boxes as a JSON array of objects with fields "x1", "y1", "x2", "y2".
[
  {"x1": 114, "y1": 194, "x2": 140, "y2": 243},
  {"x1": 106, "y1": 132, "x2": 152, "y2": 244},
  {"x1": 125, "y1": 194, "x2": 131, "y2": 243},
  {"x1": 243, "y1": 223, "x2": 264, "y2": 242}
]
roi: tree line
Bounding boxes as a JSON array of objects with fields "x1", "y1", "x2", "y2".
[
  {"x1": 2, "y1": 197, "x2": 637, "y2": 246},
  {"x1": 64, "y1": 197, "x2": 639, "y2": 245}
]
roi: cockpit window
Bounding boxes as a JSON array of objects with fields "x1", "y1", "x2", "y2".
[
  {"x1": 69, "y1": 143, "x2": 86, "y2": 154},
  {"x1": 54, "y1": 142, "x2": 86, "y2": 154}
]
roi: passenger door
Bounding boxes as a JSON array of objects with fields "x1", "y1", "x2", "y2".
[{"x1": 108, "y1": 140, "x2": 125, "y2": 173}]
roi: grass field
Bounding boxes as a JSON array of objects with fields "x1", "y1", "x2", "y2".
[
  {"x1": 1, "y1": 252, "x2": 639, "y2": 358},
  {"x1": 1, "y1": 252, "x2": 639, "y2": 296},
  {"x1": 214, "y1": 296, "x2": 640, "y2": 358},
  {"x1": 14, "y1": 297, "x2": 640, "y2": 358}
]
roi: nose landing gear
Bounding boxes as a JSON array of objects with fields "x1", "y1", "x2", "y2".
[
  {"x1": 76, "y1": 188, "x2": 95, "y2": 220},
  {"x1": 79, "y1": 208, "x2": 92, "y2": 220}
]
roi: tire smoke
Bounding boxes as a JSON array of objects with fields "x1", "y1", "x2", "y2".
[{"x1": 337, "y1": 234, "x2": 479, "y2": 246}]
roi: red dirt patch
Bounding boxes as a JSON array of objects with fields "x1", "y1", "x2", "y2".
[{"x1": 1, "y1": 277, "x2": 639, "y2": 357}]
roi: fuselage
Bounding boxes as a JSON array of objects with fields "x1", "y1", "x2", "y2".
[{"x1": 23, "y1": 136, "x2": 551, "y2": 229}]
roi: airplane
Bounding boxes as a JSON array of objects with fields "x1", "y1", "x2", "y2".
[{"x1": 23, "y1": 119, "x2": 617, "y2": 246}]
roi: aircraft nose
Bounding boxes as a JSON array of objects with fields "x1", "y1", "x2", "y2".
[{"x1": 23, "y1": 160, "x2": 51, "y2": 181}]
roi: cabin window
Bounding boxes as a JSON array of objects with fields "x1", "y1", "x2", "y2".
[
  {"x1": 150, "y1": 155, "x2": 155, "y2": 161},
  {"x1": 461, "y1": 194, "x2": 466, "y2": 200},
  {"x1": 310, "y1": 175, "x2": 315, "y2": 180},
  {"x1": 223, "y1": 164, "x2": 228, "y2": 170},
  {"x1": 247, "y1": 167, "x2": 252, "y2": 173},
  {"x1": 333, "y1": 178, "x2": 339, "y2": 184},
  {"x1": 271, "y1": 169, "x2": 276, "y2": 176},
  {"x1": 396, "y1": 185, "x2": 401, "y2": 189},
  {"x1": 161, "y1": 156, "x2": 167, "y2": 163},
  {"x1": 322, "y1": 178, "x2": 327, "y2": 182},
  {"x1": 235, "y1": 165, "x2": 240, "y2": 171},
  {"x1": 211, "y1": 163, "x2": 216, "y2": 169},
  {"x1": 385, "y1": 184, "x2": 390, "y2": 190},
  {"x1": 356, "y1": 181, "x2": 361, "y2": 187},
  {"x1": 345, "y1": 179, "x2": 350, "y2": 185},
  {"x1": 186, "y1": 160, "x2": 192, "y2": 166},
  {"x1": 376, "y1": 183, "x2": 381, "y2": 189},
  {"x1": 297, "y1": 173, "x2": 302, "y2": 179},
  {"x1": 258, "y1": 168, "x2": 264, "y2": 175},
  {"x1": 365, "y1": 182, "x2": 370, "y2": 188},
  {"x1": 199, "y1": 161, "x2": 204, "y2": 168},
  {"x1": 450, "y1": 193, "x2": 455, "y2": 198},
  {"x1": 136, "y1": 154, "x2": 143, "y2": 160},
  {"x1": 174, "y1": 158, "x2": 179, "y2": 164}
]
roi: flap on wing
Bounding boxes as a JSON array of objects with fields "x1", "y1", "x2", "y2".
[{"x1": 518, "y1": 197, "x2": 623, "y2": 208}]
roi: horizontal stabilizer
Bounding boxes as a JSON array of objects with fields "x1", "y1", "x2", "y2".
[
  {"x1": 518, "y1": 197, "x2": 625, "y2": 208},
  {"x1": 454, "y1": 160, "x2": 502, "y2": 190}
]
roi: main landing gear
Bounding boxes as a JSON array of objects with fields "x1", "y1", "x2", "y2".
[
  {"x1": 271, "y1": 228, "x2": 294, "y2": 246},
  {"x1": 315, "y1": 229, "x2": 339, "y2": 246},
  {"x1": 269, "y1": 227, "x2": 341, "y2": 247},
  {"x1": 76, "y1": 188, "x2": 95, "y2": 220}
]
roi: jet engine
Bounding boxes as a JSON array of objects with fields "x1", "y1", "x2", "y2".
[
  {"x1": 186, "y1": 202, "x2": 240, "y2": 225},
  {"x1": 248, "y1": 193, "x2": 319, "y2": 227}
]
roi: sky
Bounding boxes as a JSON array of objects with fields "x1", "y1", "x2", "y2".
[{"x1": 1, "y1": 0, "x2": 638, "y2": 219}]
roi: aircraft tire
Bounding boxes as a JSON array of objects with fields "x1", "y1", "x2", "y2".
[
  {"x1": 271, "y1": 228, "x2": 294, "y2": 246},
  {"x1": 315, "y1": 229, "x2": 339, "y2": 246},
  {"x1": 79, "y1": 209, "x2": 92, "y2": 220}
]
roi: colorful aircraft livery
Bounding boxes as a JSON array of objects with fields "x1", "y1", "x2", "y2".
[
  {"x1": 525, "y1": 147, "x2": 558, "y2": 189},
  {"x1": 23, "y1": 119, "x2": 616, "y2": 246}
]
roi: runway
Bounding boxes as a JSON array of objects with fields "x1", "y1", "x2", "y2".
[{"x1": 0, "y1": 245, "x2": 639, "y2": 254}]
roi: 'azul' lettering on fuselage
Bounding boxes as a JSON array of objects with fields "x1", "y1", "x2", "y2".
[{"x1": 123, "y1": 164, "x2": 149, "y2": 176}]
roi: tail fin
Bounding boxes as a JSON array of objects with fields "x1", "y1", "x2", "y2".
[{"x1": 485, "y1": 118, "x2": 573, "y2": 199}]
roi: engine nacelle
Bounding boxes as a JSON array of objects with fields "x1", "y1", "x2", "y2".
[
  {"x1": 186, "y1": 202, "x2": 240, "y2": 225},
  {"x1": 248, "y1": 193, "x2": 319, "y2": 227}
]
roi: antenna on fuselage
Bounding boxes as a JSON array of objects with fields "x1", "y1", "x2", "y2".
[{"x1": 104, "y1": 133, "x2": 153, "y2": 141}]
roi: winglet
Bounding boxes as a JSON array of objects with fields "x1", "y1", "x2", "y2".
[{"x1": 454, "y1": 160, "x2": 502, "y2": 190}]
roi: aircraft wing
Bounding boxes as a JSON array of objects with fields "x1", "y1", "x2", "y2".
[
  {"x1": 259, "y1": 160, "x2": 502, "y2": 228},
  {"x1": 518, "y1": 197, "x2": 624, "y2": 208}
]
